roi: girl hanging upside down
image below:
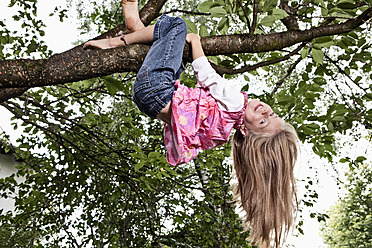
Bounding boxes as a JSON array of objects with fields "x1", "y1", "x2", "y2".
[{"x1": 84, "y1": 0, "x2": 299, "y2": 247}]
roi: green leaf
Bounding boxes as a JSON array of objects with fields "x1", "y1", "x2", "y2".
[
  {"x1": 260, "y1": 8, "x2": 288, "y2": 27},
  {"x1": 301, "y1": 47, "x2": 310, "y2": 59},
  {"x1": 314, "y1": 77, "x2": 327, "y2": 85},
  {"x1": 312, "y1": 48, "x2": 324, "y2": 64},
  {"x1": 262, "y1": 0, "x2": 278, "y2": 12},
  {"x1": 104, "y1": 82, "x2": 118, "y2": 96},
  {"x1": 328, "y1": 122, "x2": 334, "y2": 132},
  {"x1": 210, "y1": 7, "x2": 227, "y2": 18},
  {"x1": 332, "y1": 116, "x2": 346, "y2": 122},
  {"x1": 277, "y1": 95, "x2": 294, "y2": 105},
  {"x1": 185, "y1": 19, "x2": 197, "y2": 34},
  {"x1": 259, "y1": 15, "x2": 276, "y2": 27},
  {"x1": 336, "y1": 0, "x2": 356, "y2": 9},
  {"x1": 271, "y1": 8, "x2": 289, "y2": 19},
  {"x1": 215, "y1": 0, "x2": 225, "y2": 6},
  {"x1": 217, "y1": 17, "x2": 228, "y2": 32},
  {"x1": 313, "y1": 36, "x2": 335, "y2": 48},
  {"x1": 102, "y1": 76, "x2": 124, "y2": 95},
  {"x1": 354, "y1": 76, "x2": 362, "y2": 83},
  {"x1": 364, "y1": 93, "x2": 372, "y2": 101},
  {"x1": 339, "y1": 158, "x2": 349, "y2": 163},
  {"x1": 198, "y1": 0, "x2": 221, "y2": 12},
  {"x1": 199, "y1": 25, "x2": 208, "y2": 36},
  {"x1": 355, "y1": 156, "x2": 366, "y2": 163},
  {"x1": 148, "y1": 152, "x2": 161, "y2": 158}
]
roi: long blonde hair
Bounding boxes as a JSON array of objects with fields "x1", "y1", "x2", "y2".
[{"x1": 231, "y1": 121, "x2": 298, "y2": 248}]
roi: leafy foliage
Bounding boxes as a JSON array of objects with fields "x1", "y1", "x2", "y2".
[
  {"x1": 0, "y1": 75, "x2": 251, "y2": 246},
  {"x1": 320, "y1": 158, "x2": 372, "y2": 247},
  {"x1": 0, "y1": 0, "x2": 371, "y2": 246}
]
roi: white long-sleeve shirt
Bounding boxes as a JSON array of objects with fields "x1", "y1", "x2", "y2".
[{"x1": 191, "y1": 56, "x2": 244, "y2": 112}]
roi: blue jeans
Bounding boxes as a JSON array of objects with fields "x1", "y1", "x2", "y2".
[{"x1": 132, "y1": 15, "x2": 187, "y2": 118}]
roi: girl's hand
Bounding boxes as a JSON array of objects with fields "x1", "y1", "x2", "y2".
[
  {"x1": 186, "y1": 33, "x2": 201, "y2": 44},
  {"x1": 186, "y1": 33, "x2": 205, "y2": 61}
]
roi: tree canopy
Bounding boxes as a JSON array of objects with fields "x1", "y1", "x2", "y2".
[
  {"x1": 0, "y1": 0, "x2": 371, "y2": 247},
  {"x1": 321, "y1": 158, "x2": 372, "y2": 247}
]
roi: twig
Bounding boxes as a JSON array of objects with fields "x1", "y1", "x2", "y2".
[
  {"x1": 271, "y1": 53, "x2": 303, "y2": 96},
  {"x1": 250, "y1": 0, "x2": 259, "y2": 35},
  {"x1": 236, "y1": 0, "x2": 251, "y2": 31},
  {"x1": 325, "y1": 54, "x2": 367, "y2": 92}
]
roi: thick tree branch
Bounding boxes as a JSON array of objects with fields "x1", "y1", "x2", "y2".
[
  {"x1": 0, "y1": 7, "x2": 371, "y2": 103},
  {"x1": 202, "y1": 7, "x2": 371, "y2": 56},
  {"x1": 0, "y1": 0, "x2": 168, "y2": 103},
  {"x1": 0, "y1": 87, "x2": 29, "y2": 103},
  {"x1": 162, "y1": 9, "x2": 210, "y2": 16}
]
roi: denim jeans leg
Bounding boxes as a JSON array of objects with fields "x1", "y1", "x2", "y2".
[{"x1": 133, "y1": 15, "x2": 187, "y2": 118}]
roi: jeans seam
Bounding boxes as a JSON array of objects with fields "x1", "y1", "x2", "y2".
[
  {"x1": 154, "y1": 15, "x2": 166, "y2": 41},
  {"x1": 161, "y1": 24, "x2": 178, "y2": 69}
]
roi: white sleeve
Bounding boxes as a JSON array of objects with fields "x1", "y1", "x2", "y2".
[{"x1": 192, "y1": 56, "x2": 244, "y2": 112}]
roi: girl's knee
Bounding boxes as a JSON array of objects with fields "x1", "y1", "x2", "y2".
[
  {"x1": 163, "y1": 15, "x2": 187, "y2": 35},
  {"x1": 173, "y1": 17, "x2": 187, "y2": 33}
]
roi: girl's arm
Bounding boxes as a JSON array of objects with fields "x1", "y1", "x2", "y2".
[
  {"x1": 187, "y1": 33, "x2": 244, "y2": 112},
  {"x1": 186, "y1": 33, "x2": 205, "y2": 61}
]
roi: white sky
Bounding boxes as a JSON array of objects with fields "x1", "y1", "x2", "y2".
[{"x1": 1, "y1": 1, "x2": 371, "y2": 247}]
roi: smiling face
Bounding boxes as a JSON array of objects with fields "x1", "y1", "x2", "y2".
[{"x1": 241, "y1": 99, "x2": 282, "y2": 135}]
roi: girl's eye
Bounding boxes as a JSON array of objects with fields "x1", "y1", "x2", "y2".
[
  {"x1": 270, "y1": 112, "x2": 275, "y2": 116},
  {"x1": 260, "y1": 119, "x2": 266, "y2": 124}
]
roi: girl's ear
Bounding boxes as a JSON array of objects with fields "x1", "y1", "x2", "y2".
[{"x1": 240, "y1": 125, "x2": 247, "y2": 138}]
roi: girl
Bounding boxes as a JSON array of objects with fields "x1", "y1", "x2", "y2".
[{"x1": 84, "y1": 1, "x2": 298, "y2": 247}]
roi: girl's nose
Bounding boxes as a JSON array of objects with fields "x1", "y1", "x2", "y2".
[
  {"x1": 262, "y1": 107, "x2": 269, "y2": 114},
  {"x1": 262, "y1": 106, "x2": 271, "y2": 116}
]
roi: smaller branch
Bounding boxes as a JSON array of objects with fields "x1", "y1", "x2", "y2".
[
  {"x1": 194, "y1": 157, "x2": 208, "y2": 190},
  {"x1": 236, "y1": 0, "x2": 251, "y2": 32},
  {"x1": 320, "y1": 17, "x2": 336, "y2": 26},
  {"x1": 285, "y1": 83, "x2": 312, "y2": 120},
  {"x1": 321, "y1": 64, "x2": 359, "y2": 117},
  {"x1": 296, "y1": 15, "x2": 355, "y2": 22},
  {"x1": 279, "y1": 0, "x2": 300, "y2": 30},
  {"x1": 271, "y1": 54, "x2": 303, "y2": 96},
  {"x1": 168, "y1": 176, "x2": 207, "y2": 191},
  {"x1": 250, "y1": 0, "x2": 259, "y2": 35},
  {"x1": 212, "y1": 43, "x2": 306, "y2": 75},
  {"x1": 17, "y1": 95, "x2": 120, "y2": 157},
  {"x1": 1, "y1": 101, "x2": 120, "y2": 172},
  {"x1": 325, "y1": 54, "x2": 367, "y2": 92}
]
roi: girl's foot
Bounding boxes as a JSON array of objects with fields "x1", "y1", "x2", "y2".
[
  {"x1": 83, "y1": 0, "x2": 148, "y2": 50},
  {"x1": 122, "y1": 0, "x2": 144, "y2": 32},
  {"x1": 83, "y1": 39, "x2": 110, "y2": 50},
  {"x1": 83, "y1": 37, "x2": 123, "y2": 50}
]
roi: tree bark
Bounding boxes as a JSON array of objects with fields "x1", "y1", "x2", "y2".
[{"x1": 0, "y1": 7, "x2": 371, "y2": 103}]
